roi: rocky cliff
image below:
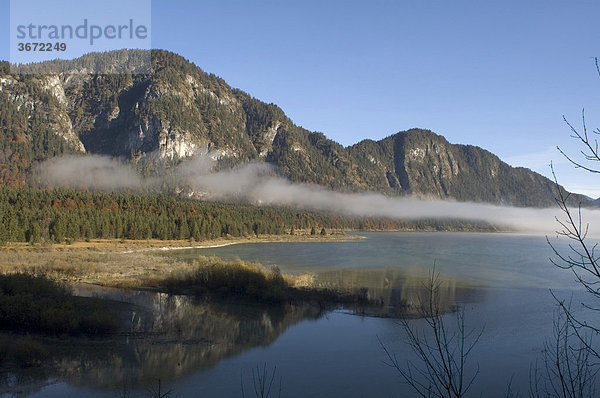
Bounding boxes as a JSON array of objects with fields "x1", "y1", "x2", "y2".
[{"x1": 0, "y1": 50, "x2": 586, "y2": 207}]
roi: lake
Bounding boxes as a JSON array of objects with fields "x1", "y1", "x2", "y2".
[{"x1": 2, "y1": 232, "x2": 597, "y2": 397}]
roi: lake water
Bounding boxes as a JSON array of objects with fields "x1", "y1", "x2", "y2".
[{"x1": 3, "y1": 232, "x2": 598, "y2": 397}]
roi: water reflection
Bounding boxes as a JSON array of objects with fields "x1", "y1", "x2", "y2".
[
  {"x1": 315, "y1": 267, "x2": 485, "y2": 317},
  {"x1": 1, "y1": 269, "x2": 484, "y2": 396},
  {"x1": 0, "y1": 289, "x2": 323, "y2": 396}
]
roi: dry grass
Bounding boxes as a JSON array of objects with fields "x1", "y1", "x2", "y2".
[
  {"x1": 0, "y1": 248, "x2": 336, "y2": 304},
  {"x1": 148, "y1": 256, "x2": 373, "y2": 305},
  {"x1": 0, "y1": 231, "x2": 357, "y2": 252},
  {"x1": 0, "y1": 234, "x2": 375, "y2": 309},
  {"x1": 0, "y1": 235, "x2": 335, "y2": 289},
  {"x1": 154, "y1": 256, "x2": 289, "y2": 301},
  {"x1": 0, "y1": 248, "x2": 189, "y2": 288}
]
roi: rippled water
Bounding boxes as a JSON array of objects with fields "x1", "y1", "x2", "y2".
[{"x1": 3, "y1": 232, "x2": 597, "y2": 397}]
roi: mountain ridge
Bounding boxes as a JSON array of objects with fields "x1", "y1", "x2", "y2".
[{"x1": 0, "y1": 49, "x2": 588, "y2": 207}]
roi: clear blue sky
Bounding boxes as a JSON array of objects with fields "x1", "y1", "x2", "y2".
[{"x1": 1, "y1": 0, "x2": 600, "y2": 196}]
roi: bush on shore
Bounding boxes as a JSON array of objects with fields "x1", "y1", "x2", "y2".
[
  {"x1": 157, "y1": 257, "x2": 287, "y2": 302},
  {"x1": 153, "y1": 256, "x2": 375, "y2": 307}
]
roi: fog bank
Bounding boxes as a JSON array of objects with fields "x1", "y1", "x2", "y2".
[{"x1": 32, "y1": 155, "x2": 600, "y2": 236}]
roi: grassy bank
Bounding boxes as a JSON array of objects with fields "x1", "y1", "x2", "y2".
[
  {"x1": 148, "y1": 256, "x2": 373, "y2": 305},
  {"x1": 0, "y1": 242, "x2": 376, "y2": 374},
  {"x1": 0, "y1": 232, "x2": 356, "y2": 252},
  {"x1": 0, "y1": 236, "x2": 375, "y2": 307},
  {"x1": 0, "y1": 234, "x2": 358, "y2": 287},
  {"x1": 154, "y1": 256, "x2": 288, "y2": 302}
]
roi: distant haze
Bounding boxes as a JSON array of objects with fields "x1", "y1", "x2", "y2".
[{"x1": 33, "y1": 154, "x2": 600, "y2": 237}]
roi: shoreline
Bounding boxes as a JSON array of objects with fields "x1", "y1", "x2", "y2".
[
  {"x1": 121, "y1": 241, "x2": 241, "y2": 253},
  {"x1": 0, "y1": 227, "x2": 524, "y2": 254},
  {"x1": 0, "y1": 233, "x2": 361, "y2": 288},
  {"x1": 119, "y1": 233, "x2": 363, "y2": 254},
  {"x1": 0, "y1": 230, "x2": 528, "y2": 289},
  {"x1": 0, "y1": 231, "x2": 362, "y2": 253}
]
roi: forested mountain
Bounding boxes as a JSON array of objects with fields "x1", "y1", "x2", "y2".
[{"x1": 0, "y1": 50, "x2": 587, "y2": 207}]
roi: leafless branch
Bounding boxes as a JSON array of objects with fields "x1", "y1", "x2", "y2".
[
  {"x1": 548, "y1": 164, "x2": 600, "y2": 342},
  {"x1": 241, "y1": 363, "x2": 282, "y2": 398},
  {"x1": 558, "y1": 110, "x2": 600, "y2": 174},
  {"x1": 529, "y1": 305, "x2": 599, "y2": 398},
  {"x1": 379, "y1": 269, "x2": 482, "y2": 398},
  {"x1": 543, "y1": 56, "x2": 600, "y2": 397}
]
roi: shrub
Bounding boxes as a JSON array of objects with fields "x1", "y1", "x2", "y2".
[{"x1": 161, "y1": 257, "x2": 287, "y2": 302}]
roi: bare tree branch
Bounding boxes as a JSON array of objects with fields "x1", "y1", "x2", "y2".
[
  {"x1": 558, "y1": 110, "x2": 600, "y2": 174},
  {"x1": 379, "y1": 269, "x2": 482, "y2": 398},
  {"x1": 529, "y1": 304, "x2": 599, "y2": 398},
  {"x1": 546, "y1": 61, "x2": 600, "y2": 395},
  {"x1": 241, "y1": 363, "x2": 282, "y2": 398}
]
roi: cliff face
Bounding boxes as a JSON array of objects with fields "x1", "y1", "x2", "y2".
[
  {"x1": 374, "y1": 130, "x2": 561, "y2": 205},
  {"x1": 0, "y1": 50, "x2": 587, "y2": 207},
  {"x1": 342, "y1": 129, "x2": 569, "y2": 207},
  {"x1": 0, "y1": 74, "x2": 85, "y2": 152}
]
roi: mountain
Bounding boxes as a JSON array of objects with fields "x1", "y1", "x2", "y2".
[{"x1": 0, "y1": 50, "x2": 588, "y2": 207}]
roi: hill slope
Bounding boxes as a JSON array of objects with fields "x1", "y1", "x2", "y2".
[{"x1": 0, "y1": 50, "x2": 586, "y2": 207}]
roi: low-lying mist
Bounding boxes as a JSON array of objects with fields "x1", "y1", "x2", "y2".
[{"x1": 31, "y1": 154, "x2": 600, "y2": 237}]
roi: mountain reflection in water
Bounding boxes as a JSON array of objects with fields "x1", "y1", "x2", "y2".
[
  {"x1": 1, "y1": 288, "x2": 322, "y2": 395},
  {"x1": 314, "y1": 267, "x2": 485, "y2": 317},
  {"x1": 1, "y1": 268, "x2": 483, "y2": 396}
]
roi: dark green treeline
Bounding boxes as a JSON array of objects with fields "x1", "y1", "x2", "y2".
[{"x1": 0, "y1": 187, "x2": 498, "y2": 244}]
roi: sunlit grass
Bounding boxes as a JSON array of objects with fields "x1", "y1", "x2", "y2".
[
  {"x1": 0, "y1": 241, "x2": 376, "y2": 307},
  {"x1": 151, "y1": 256, "x2": 374, "y2": 306},
  {"x1": 153, "y1": 256, "x2": 288, "y2": 302}
]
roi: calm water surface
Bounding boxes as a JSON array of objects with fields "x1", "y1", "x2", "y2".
[{"x1": 3, "y1": 232, "x2": 596, "y2": 397}]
